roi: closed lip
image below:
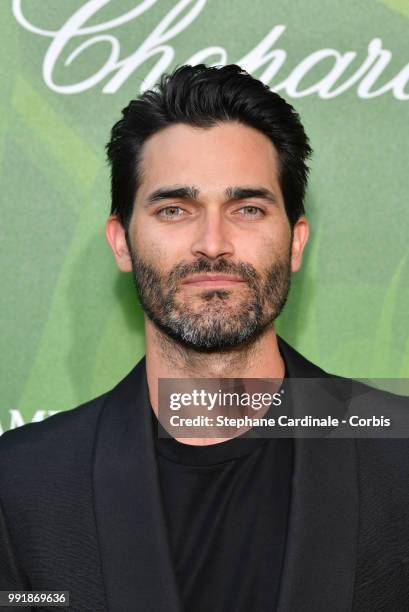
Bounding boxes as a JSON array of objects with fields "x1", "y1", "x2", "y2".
[{"x1": 181, "y1": 274, "x2": 245, "y2": 284}]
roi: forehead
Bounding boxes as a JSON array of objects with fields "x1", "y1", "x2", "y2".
[{"x1": 137, "y1": 122, "x2": 282, "y2": 199}]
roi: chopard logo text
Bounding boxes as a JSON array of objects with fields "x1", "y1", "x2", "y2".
[{"x1": 12, "y1": 0, "x2": 409, "y2": 99}]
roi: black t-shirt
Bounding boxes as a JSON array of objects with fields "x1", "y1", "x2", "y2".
[{"x1": 152, "y1": 374, "x2": 293, "y2": 612}]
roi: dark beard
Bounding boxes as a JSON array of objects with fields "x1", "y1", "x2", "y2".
[{"x1": 127, "y1": 244, "x2": 292, "y2": 351}]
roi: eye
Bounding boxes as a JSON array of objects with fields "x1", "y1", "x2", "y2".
[
  {"x1": 156, "y1": 206, "x2": 185, "y2": 219},
  {"x1": 236, "y1": 205, "x2": 266, "y2": 217}
]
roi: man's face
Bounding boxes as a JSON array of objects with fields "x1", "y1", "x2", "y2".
[{"x1": 121, "y1": 122, "x2": 306, "y2": 350}]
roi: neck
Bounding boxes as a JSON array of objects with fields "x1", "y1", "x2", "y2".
[{"x1": 145, "y1": 316, "x2": 285, "y2": 426}]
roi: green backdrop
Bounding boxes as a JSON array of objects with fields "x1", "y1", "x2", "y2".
[{"x1": 1, "y1": 0, "x2": 409, "y2": 433}]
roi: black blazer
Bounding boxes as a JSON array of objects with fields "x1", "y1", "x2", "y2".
[{"x1": 1, "y1": 336, "x2": 409, "y2": 612}]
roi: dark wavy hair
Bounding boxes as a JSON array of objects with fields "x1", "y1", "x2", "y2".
[{"x1": 106, "y1": 64, "x2": 312, "y2": 229}]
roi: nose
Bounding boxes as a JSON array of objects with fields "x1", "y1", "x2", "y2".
[{"x1": 190, "y1": 209, "x2": 235, "y2": 260}]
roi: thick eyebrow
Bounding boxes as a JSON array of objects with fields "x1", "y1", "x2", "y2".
[
  {"x1": 144, "y1": 186, "x2": 200, "y2": 206},
  {"x1": 225, "y1": 186, "x2": 278, "y2": 204},
  {"x1": 143, "y1": 184, "x2": 278, "y2": 207}
]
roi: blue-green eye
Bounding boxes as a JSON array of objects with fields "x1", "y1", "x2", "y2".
[
  {"x1": 238, "y1": 206, "x2": 265, "y2": 217},
  {"x1": 157, "y1": 206, "x2": 184, "y2": 218}
]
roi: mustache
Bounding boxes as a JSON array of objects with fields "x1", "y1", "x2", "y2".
[{"x1": 168, "y1": 258, "x2": 260, "y2": 285}]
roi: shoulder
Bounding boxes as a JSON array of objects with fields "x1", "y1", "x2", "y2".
[
  {"x1": 279, "y1": 334, "x2": 408, "y2": 404},
  {"x1": 0, "y1": 392, "x2": 107, "y2": 450},
  {"x1": 0, "y1": 356, "x2": 146, "y2": 488},
  {"x1": 278, "y1": 334, "x2": 409, "y2": 446},
  {"x1": 328, "y1": 375, "x2": 409, "y2": 469},
  {"x1": 0, "y1": 392, "x2": 108, "y2": 490}
]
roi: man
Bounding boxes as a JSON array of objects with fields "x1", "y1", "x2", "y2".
[{"x1": 1, "y1": 64, "x2": 409, "y2": 612}]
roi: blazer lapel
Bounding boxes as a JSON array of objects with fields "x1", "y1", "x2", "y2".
[
  {"x1": 276, "y1": 337, "x2": 359, "y2": 612},
  {"x1": 92, "y1": 336, "x2": 359, "y2": 611},
  {"x1": 93, "y1": 357, "x2": 183, "y2": 612}
]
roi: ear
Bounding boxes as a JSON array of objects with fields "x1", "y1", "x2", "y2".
[
  {"x1": 291, "y1": 216, "x2": 309, "y2": 272},
  {"x1": 105, "y1": 215, "x2": 133, "y2": 272}
]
